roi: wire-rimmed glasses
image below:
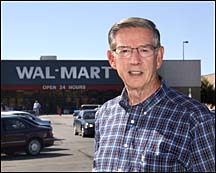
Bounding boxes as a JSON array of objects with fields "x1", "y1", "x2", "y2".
[{"x1": 112, "y1": 45, "x2": 158, "y2": 58}]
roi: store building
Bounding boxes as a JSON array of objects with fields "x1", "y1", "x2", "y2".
[{"x1": 1, "y1": 59, "x2": 201, "y2": 114}]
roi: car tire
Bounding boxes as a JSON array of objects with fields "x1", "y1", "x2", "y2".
[
  {"x1": 81, "y1": 127, "x2": 86, "y2": 137},
  {"x1": 74, "y1": 126, "x2": 78, "y2": 135},
  {"x1": 26, "y1": 139, "x2": 42, "y2": 156}
]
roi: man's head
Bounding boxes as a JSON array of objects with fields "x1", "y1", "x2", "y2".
[
  {"x1": 108, "y1": 17, "x2": 161, "y2": 51},
  {"x1": 107, "y1": 17, "x2": 164, "y2": 92}
]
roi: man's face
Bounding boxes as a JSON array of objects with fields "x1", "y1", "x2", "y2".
[{"x1": 107, "y1": 27, "x2": 164, "y2": 91}]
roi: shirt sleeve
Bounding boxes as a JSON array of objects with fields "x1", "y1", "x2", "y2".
[
  {"x1": 191, "y1": 117, "x2": 215, "y2": 172},
  {"x1": 92, "y1": 110, "x2": 100, "y2": 171}
]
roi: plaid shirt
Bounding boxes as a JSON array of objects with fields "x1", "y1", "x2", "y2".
[{"x1": 93, "y1": 81, "x2": 215, "y2": 172}]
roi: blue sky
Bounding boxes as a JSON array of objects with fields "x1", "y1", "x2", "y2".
[{"x1": 1, "y1": 1, "x2": 215, "y2": 75}]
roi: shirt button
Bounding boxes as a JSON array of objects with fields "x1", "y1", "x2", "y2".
[
  {"x1": 144, "y1": 111, "x2": 147, "y2": 115},
  {"x1": 131, "y1": 120, "x2": 135, "y2": 124},
  {"x1": 124, "y1": 144, "x2": 128, "y2": 148}
]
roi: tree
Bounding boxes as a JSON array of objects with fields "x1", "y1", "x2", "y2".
[{"x1": 201, "y1": 77, "x2": 215, "y2": 106}]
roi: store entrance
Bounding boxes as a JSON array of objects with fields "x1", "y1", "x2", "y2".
[{"x1": 1, "y1": 89, "x2": 121, "y2": 115}]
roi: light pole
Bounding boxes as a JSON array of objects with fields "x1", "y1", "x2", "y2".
[{"x1": 183, "y1": 41, "x2": 189, "y2": 60}]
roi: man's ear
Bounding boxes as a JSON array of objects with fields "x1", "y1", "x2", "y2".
[
  {"x1": 107, "y1": 50, "x2": 117, "y2": 70},
  {"x1": 156, "y1": 46, "x2": 164, "y2": 70}
]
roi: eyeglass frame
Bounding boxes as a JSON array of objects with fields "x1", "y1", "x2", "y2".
[{"x1": 112, "y1": 44, "x2": 159, "y2": 58}]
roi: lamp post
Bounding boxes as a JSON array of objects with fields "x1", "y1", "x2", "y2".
[{"x1": 183, "y1": 41, "x2": 189, "y2": 60}]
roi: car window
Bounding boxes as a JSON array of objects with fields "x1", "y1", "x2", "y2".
[
  {"x1": 3, "y1": 119, "x2": 28, "y2": 131},
  {"x1": 83, "y1": 112, "x2": 96, "y2": 119},
  {"x1": 16, "y1": 113, "x2": 35, "y2": 120},
  {"x1": 22, "y1": 117, "x2": 40, "y2": 126}
]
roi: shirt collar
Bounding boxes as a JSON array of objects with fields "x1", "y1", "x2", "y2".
[{"x1": 119, "y1": 79, "x2": 169, "y2": 111}]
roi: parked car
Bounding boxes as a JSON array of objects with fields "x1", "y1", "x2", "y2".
[
  {"x1": 73, "y1": 109, "x2": 96, "y2": 137},
  {"x1": 80, "y1": 104, "x2": 101, "y2": 110},
  {"x1": 1, "y1": 111, "x2": 51, "y2": 127},
  {"x1": 1, "y1": 113, "x2": 55, "y2": 156}
]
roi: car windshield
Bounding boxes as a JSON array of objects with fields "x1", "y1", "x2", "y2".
[
  {"x1": 83, "y1": 112, "x2": 95, "y2": 119},
  {"x1": 21, "y1": 117, "x2": 40, "y2": 126},
  {"x1": 21, "y1": 114, "x2": 35, "y2": 120}
]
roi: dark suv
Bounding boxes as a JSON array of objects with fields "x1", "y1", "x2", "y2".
[
  {"x1": 1, "y1": 114, "x2": 55, "y2": 156},
  {"x1": 73, "y1": 109, "x2": 96, "y2": 137}
]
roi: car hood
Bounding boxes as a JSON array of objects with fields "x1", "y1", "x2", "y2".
[
  {"x1": 35, "y1": 117, "x2": 51, "y2": 124},
  {"x1": 37, "y1": 121, "x2": 51, "y2": 126},
  {"x1": 27, "y1": 118, "x2": 51, "y2": 127}
]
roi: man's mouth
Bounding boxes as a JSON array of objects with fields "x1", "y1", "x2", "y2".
[{"x1": 128, "y1": 71, "x2": 143, "y2": 75}]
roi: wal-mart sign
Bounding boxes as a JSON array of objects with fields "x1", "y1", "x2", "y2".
[{"x1": 1, "y1": 60, "x2": 123, "y2": 85}]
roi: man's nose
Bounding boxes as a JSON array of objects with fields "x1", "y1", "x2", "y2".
[{"x1": 129, "y1": 48, "x2": 142, "y2": 64}]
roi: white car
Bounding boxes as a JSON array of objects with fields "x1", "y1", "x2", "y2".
[{"x1": 1, "y1": 111, "x2": 51, "y2": 127}]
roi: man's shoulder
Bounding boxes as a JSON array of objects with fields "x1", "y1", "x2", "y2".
[
  {"x1": 100, "y1": 95, "x2": 121, "y2": 110},
  {"x1": 95, "y1": 95, "x2": 122, "y2": 118},
  {"x1": 166, "y1": 88, "x2": 203, "y2": 108},
  {"x1": 166, "y1": 87, "x2": 212, "y2": 122},
  {"x1": 94, "y1": 95, "x2": 125, "y2": 137}
]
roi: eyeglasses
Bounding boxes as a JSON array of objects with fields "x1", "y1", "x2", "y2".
[{"x1": 112, "y1": 45, "x2": 158, "y2": 58}]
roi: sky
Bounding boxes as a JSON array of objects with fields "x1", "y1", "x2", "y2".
[{"x1": 1, "y1": 1, "x2": 215, "y2": 75}]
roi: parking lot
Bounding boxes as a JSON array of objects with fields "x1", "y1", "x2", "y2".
[{"x1": 1, "y1": 115, "x2": 94, "y2": 172}]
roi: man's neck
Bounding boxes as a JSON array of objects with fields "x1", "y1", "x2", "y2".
[{"x1": 126, "y1": 78, "x2": 161, "y2": 106}]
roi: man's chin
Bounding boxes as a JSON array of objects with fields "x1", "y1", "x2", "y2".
[{"x1": 126, "y1": 83, "x2": 144, "y2": 90}]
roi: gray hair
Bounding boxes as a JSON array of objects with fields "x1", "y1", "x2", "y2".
[{"x1": 108, "y1": 17, "x2": 161, "y2": 50}]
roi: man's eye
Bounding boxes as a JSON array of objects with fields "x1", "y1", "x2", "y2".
[
  {"x1": 139, "y1": 48, "x2": 149, "y2": 52},
  {"x1": 121, "y1": 49, "x2": 130, "y2": 53}
]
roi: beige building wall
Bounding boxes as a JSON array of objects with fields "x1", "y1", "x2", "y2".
[{"x1": 201, "y1": 73, "x2": 215, "y2": 88}]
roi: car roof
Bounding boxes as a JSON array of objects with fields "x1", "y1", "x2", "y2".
[
  {"x1": 1, "y1": 113, "x2": 22, "y2": 118},
  {"x1": 2, "y1": 110, "x2": 33, "y2": 114},
  {"x1": 80, "y1": 109, "x2": 97, "y2": 112},
  {"x1": 1, "y1": 113, "x2": 50, "y2": 128},
  {"x1": 81, "y1": 104, "x2": 100, "y2": 106},
  {"x1": 1, "y1": 111, "x2": 35, "y2": 117},
  {"x1": 80, "y1": 104, "x2": 101, "y2": 109},
  {"x1": 1, "y1": 111, "x2": 14, "y2": 114}
]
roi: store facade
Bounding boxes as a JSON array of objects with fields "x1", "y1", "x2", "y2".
[
  {"x1": 1, "y1": 60, "x2": 123, "y2": 114},
  {"x1": 1, "y1": 60, "x2": 201, "y2": 114}
]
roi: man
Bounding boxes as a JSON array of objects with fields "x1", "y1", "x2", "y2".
[
  {"x1": 93, "y1": 17, "x2": 215, "y2": 172},
  {"x1": 33, "y1": 100, "x2": 41, "y2": 116}
]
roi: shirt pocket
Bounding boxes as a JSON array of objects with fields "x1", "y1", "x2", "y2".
[{"x1": 139, "y1": 151, "x2": 186, "y2": 172}]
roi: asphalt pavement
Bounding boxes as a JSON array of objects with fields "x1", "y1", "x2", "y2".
[{"x1": 1, "y1": 114, "x2": 95, "y2": 172}]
